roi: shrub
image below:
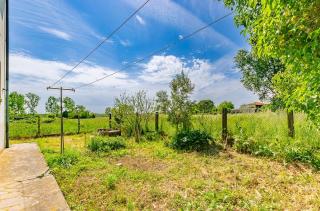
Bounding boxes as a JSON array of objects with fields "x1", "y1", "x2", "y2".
[
  {"x1": 171, "y1": 130, "x2": 213, "y2": 151},
  {"x1": 234, "y1": 136, "x2": 275, "y2": 157},
  {"x1": 144, "y1": 131, "x2": 160, "y2": 141},
  {"x1": 46, "y1": 150, "x2": 79, "y2": 168},
  {"x1": 284, "y1": 147, "x2": 320, "y2": 170},
  {"x1": 103, "y1": 174, "x2": 118, "y2": 190},
  {"x1": 88, "y1": 136, "x2": 126, "y2": 152}
]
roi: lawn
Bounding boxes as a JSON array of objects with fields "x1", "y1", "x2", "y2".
[{"x1": 12, "y1": 135, "x2": 320, "y2": 210}]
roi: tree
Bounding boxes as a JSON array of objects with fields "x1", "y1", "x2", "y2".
[
  {"x1": 113, "y1": 91, "x2": 154, "y2": 142},
  {"x1": 217, "y1": 101, "x2": 234, "y2": 113},
  {"x1": 168, "y1": 71, "x2": 195, "y2": 131},
  {"x1": 25, "y1": 92, "x2": 40, "y2": 115},
  {"x1": 155, "y1": 90, "x2": 170, "y2": 113},
  {"x1": 8, "y1": 92, "x2": 25, "y2": 117},
  {"x1": 234, "y1": 50, "x2": 285, "y2": 104},
  {"x1": 224, "y1": 0, "x2": 320, "y2": 125},
  {"x1": 45, "y1": 96, "x2": 59, "y2": 116},
  {"x1": 105, "y1": 107, "x2": 112, "y2": 115},
  {"x1": 196, "y1": 99, "x2": 216, "y2": 114},
  {"x1": 63, "y1": 97, "x2": 75, "y2": 113}
]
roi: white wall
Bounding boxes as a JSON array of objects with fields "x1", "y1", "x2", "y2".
[{"x1": 0, "y1": 0, "x2": 7, "y2": 149}]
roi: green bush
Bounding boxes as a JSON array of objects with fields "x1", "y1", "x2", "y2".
[
  {"x1": 284, "y1": 147, "x2": 320, "y2": 170},
  {"x1": 234, "y1": 136, "x2": 275, "y2": 157},
  {"x1": 88, "y1": 136, "x2": 126, "y2": 152},
  {"x1": 46, "y1": 150, "x2": 80, "y2": 168},
  {"x1": 144, "y1": 131, "x2": 160, "y2": 141},
  {"x1": 171, "y1": 130, "x2": 213, "y2": 151}
]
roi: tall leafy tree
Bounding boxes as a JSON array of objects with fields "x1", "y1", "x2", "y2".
[
  {"x1": 8, "y1": 92, "x2": 25, "y2": 117},
  {"x1": 25, "y1": 92, "x2": 40, "y2": 115},
  {"x1": 224, "y1": 0, "x2": 320, "y2": 125},
  {"x1": 45, "y1": 96, "x2": 59, "y2": 116},
  {"x1": 63, "y1": 97, "x2": 75, "y2": 113},
  {"x1": 197, "y1": 99, "x2": 216, "y2": 114},
  {"x1": 168, "y1": 72, "x2": 195, "y2": 131},
  {"x1": 155, "y1": 90, "x2": 170, "y2": 113},
  {"x1": 235, "y1": 50, "x2": 284, "y2": 102},
  {"x1": 217, "y1": 101, "x2": 234, "y2": 113}
]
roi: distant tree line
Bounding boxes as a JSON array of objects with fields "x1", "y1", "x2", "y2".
[{"x1": 8, "y1": 91, "x2": 94, "y2": 119}]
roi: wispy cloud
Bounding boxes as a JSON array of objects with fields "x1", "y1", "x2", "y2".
[
  {"x1": 39, "y1": 27, "x2": 72, "y2": 41},
  {"x1": 123, "y1": 0, "x2": 238, "y2": 49},
  {"x1": 119, "y1": 39, "x2": 132, "y2": 47},
  {"x1": 11, "y1": 0, "x2": 102, "y2": 42},
  {"x1": 135, "y1": 15, "x2": 146, "y2": 25}
]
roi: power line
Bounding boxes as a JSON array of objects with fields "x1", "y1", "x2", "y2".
[
  {"x1": 50, "y1": 0, "x2": 152, "y2": 87},
  {"x1": 74, "y1": 12, "x2": 233, "y2": 90}
]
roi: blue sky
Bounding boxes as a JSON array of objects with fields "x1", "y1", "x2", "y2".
[{"x1": 9, "y1": 0, "x2": 257, "y2": 113}]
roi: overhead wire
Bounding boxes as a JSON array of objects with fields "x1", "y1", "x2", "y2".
[
  {"x1": 74, "y1": 12, "x2": 233, "y2": 90},
  {"x1": 50, "y1": 0, "x2": 152, "y2": 87}
]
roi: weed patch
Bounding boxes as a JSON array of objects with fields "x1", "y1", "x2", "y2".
[{"x1": 88, "y1": 136, "x2": 126, "y2": 152}]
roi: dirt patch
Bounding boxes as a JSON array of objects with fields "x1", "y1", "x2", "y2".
[{"x1": 113, "y1": 156, "x2": 167, "y2": 172}]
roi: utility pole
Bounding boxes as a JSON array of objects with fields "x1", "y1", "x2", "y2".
[{"x1": 47, "y1": 86, "x2": 75, "y2": 154}]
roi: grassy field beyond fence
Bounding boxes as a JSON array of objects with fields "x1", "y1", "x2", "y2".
[{"x1": 10, "y1": 112, "x2": 319, "y2": 142}]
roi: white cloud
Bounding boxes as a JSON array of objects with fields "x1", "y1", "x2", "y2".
[
  {"x1": 119, "y1": 39, "x2": 131, "y2": 47},
  {"x1": 9, "y1": 53, "x2": 257, "y2": 112},
  {"x1": 39, "y1": 27, "x2": 72, "y2": 41},
  {"x1": 9, "y1": 53, "x2": 136, "y2": 88},
  {"x1": 135, "y1": 15, "x2": 146, "y2": 25}
]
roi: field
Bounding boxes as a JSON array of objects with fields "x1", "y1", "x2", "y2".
[
  {"x1": 12, "y1": 135, "x2": 320, "y2": 210},
  {"x1": 10, "y1": 111, "x2": 320, "y2": 209},
  {"x1": 10, "y1": 112, "x2": 320, "y2": 168}
]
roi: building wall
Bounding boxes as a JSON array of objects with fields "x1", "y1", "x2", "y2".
[{"x1": 0, "y1": 0, "x2": 7, "y2": 149}]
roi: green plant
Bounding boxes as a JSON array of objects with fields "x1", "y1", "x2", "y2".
[
  {"x1": 171, "y1": 130, "x2": 213, "y2": 151},
  {"x1": 103, "y1": 174, "x2": 118, "y2": 190},
  {"x1": 144, "y1": 131, "x2": 160, "y2": 141},
  {"x1": 88, "y1": 136, "x2": 126, "y2": 152},
  {"x1": 46, "y1": 150, "x2": 80, "y2": 168}
]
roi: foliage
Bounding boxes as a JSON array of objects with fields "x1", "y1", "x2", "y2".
[
  {"x1": 168, "y1": 71, "x2": 195, "y2": 131},
  {"x1": 105, "y1": 107, "x2": 112, "y2": 115},
  {"x1": 46, "y1": 150, "x2": 79, "y2": 168},
  {"x1": 171, "y1": 130, "x2": 213, "y2": 151},
  {"x1": 155, "y1": 90, "x2": 170, "y2": 114},
  {"x1": 224, "y1": 0, "x2": 320, "y2": 126},
  {"x1": 217, "y1": 101, "x2": 234, "y2": 113},
  {"x1": 112, "y1": 91, "x2": 154, "y2": 142},
  {"x1": 63, "y1": 97, "x2": 75, "y2": 113},
  {"x1": 195, "y1": 99, "x2": 216, "y2": 114},
  {"x1": 25, "y1": 92, "x2": 40, "y2": 115},
  {"x1": 45, "y1": 96, "x2": 59, "y2": 116},
  {"x1": 71, "y1": 105, "x2": 95, "y2": 119},
  {"x1": 234, "y1": 50, "x2": 285, "y2": 106},
  {"x1": 8, "y1": 91, "x2": 25, "y2": 117},
  {"x1": 88, "y1": 136, "x2": 126, "y2": 152}
]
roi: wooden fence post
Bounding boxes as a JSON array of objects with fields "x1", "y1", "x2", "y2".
[
  {"x1": 222, "y1": 108, "x2": 228, "y2": 141},
  {"x1": 155, "y1": 112, "x2": 159, "y2": 132},
  {"x1": 287, "y1": 110, "x2": 295, "y2": 138},
  {"x1": 109, "y1": 112, "x2": 112, "y2": 129},
  {"x1": 77, "y1": 116, "x2": 80, "y2": 134},
  {"x1": 37, "y1": 115, "x2": 41, "y2": 137}
]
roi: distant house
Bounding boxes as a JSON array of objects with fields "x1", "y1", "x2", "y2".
[{"x1": 239, "y1": 102, "x2": 266, "y2": 113}]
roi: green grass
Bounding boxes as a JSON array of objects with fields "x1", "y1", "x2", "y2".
[
  {"x1": 12, "y1": 135, "x2": 320, "y2": 210},
  {"x1": 9, "y1": 116, "x2": 108, "y2": 138},
  {"x1": 10, "y1": 112, "x2": 320, "y2": 168}
]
